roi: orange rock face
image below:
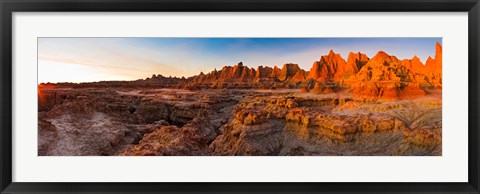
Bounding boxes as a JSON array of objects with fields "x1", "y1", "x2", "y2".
[
  {"x1": 191, "y1": 62, "x2": 257, "y2": 84},
  {"x1": 305, "y1": 50, "x2": 371, "y2": 85},
  {"x1": 39, "y1": 42, "x2": 443, "y2": 156},
  {"x1": 255, "y1": 66, "x2": 274, "y2": 79},
  {"x1": 400, "y1": 42, "x2": 442, "y2": 89},
  {"x1": 306, "y1": 50, "x2": 347, "y2": 82},
  {"x1": 348, "y1": 51, "x2": 426, "y2": 100},
  {"x1": 344, "y1": 52, "x2": 369, "y2": 81},
  {"x1": 402, "y1": 55, "x2": 425, "y2": 74},
  {"x1": 291, "y1": 70, "x2": 306, "y2": 83},
  {"x1": 425, "y1": 42, "x2": 442, "y2": 74},
  {"x1": 277, "y1": 63, "x2": 304, "y2": 82},
  {"x1": 306, "y1": 61, "x2": 330, "y2": 82},
  {"x1": 150, "y1": 42, "x2": 442, "y2": 100},
  {"x1": 424, "y1": 42, "x2": 442, "y2": 88}
]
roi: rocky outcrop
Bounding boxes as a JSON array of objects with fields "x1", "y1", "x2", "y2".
[
  {"x1": 37, "y1": 86, "x2": 238, "y2": 156},
  {"x1": 93, "y1": 42, "x2": 441, "y2": 101},
  {"x1": 39, "y1": 85, "x2": 442, "y2": 156},
  {"x1": 121, "y1": 125, "x2": 210, "y2": 156},
  {"x1": 191, "y1": 62, "x2": 257, "y2": 84},
  {"x1": 277, "y1": 63, "x2": 304, "y2": 82},
  {"x1": 310, "y1": 82, "x2": 338, "y2": 94},
  {"x1": 306, "y1": 61, "x2": 329, "y2": 82},
  {"x1": 402, "y1": 55, "x2": 425, "y2": 74},
  {"x1": 49, "y1": 42, "x2": 442, "y2": 101},
  {"x1": 291, "y1": 70, "x2": 306, "y2": 83},
  {"x1": 188, "y1": 62, "x2": 307, "y2": 88},
  {"x1": 344, "y1": 52, "x2": 369, "y2": 80},
  {"x1": 307, "y1": 50, "x2": 347, "y2": 82},
  {"x1": 424, "y1": 42, "x2": 442, "y2": 88},
  {"x1": 348, "y1": 51, "x2": 427, "y2": 100},
  {"x1": 122, "y1": 111, "x2": 216, "y2": 156},
  {"x1": 38, "y1": 42, "x2": 443, "y2": 156},
  {"x1": 305, "y1": 50, "x2": 368, "y2": 84},
  {"x1": 209, "y1": 93, "x2": 441, "y2": 156},
  {"x1": 425, "y1": 42, "x2": 442, "y2": 75},
  {"x1": 255, "y1": 66, "x2": 274, "y2": 79}
]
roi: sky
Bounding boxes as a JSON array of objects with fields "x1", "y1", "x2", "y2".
[{"x1": 38, "y1": 37, "x2": 442, "y2": 83}]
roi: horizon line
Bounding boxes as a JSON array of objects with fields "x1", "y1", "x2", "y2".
[{"x1": 38, "y1": 45, "x2": 441, "y2": 85}]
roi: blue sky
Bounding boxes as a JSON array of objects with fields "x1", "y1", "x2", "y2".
[{"x1": 38, "y1": 37, "x2": 441, "y2": 83}]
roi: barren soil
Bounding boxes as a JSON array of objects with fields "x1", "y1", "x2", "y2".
[{"x1": 38, "y1": 87, "x2": 441, "y2": 156}]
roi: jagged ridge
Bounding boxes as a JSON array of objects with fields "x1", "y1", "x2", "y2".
[
  {"x1": 178, "y1": 42, "x2": 442, "y2": 100},
  {"x1": 45, "y1": 42, "x2": 442, "y2": 100}
]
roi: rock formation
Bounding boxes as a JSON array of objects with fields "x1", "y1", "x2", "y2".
[
  {"x1": 307, "y1": 50, "x2": 347, "y2": 82},
  {"x1": 147, "y1": 42, "x2": 442, "y2": 99},
  {"x1": 38, "y1": 42, "x2": 443, "y2": 156},
  {"x1": 348, "y1": 51, "x2": 427, "y2": 100},
  {"x1": 344, "y1": 52, "x2": 369, "y2": 81},
  {"x1": 255, "y1": 66, "x2": 274, "y2": 79},
  {"x1": 424, "y1": 42, "x2": 442, "y2": 88},
  {"x1": 277, "y1": 63, "x2": 304, "y2": 82},
  {"x1": 291, "y1": 70, "x2": 306, "y2": 83}
]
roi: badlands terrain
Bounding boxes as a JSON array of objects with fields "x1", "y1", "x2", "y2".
[{"x1": 38, "y1": 43, "x2": 442, "y2": 156}]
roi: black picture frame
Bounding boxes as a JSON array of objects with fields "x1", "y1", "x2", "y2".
[{"x1": 1, "y1": 0, "x2": 479, "y2": 193}]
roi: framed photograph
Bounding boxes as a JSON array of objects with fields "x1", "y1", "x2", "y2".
[{"x1": 1, "y1": 0, "x2": 479, "y2": 193}]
